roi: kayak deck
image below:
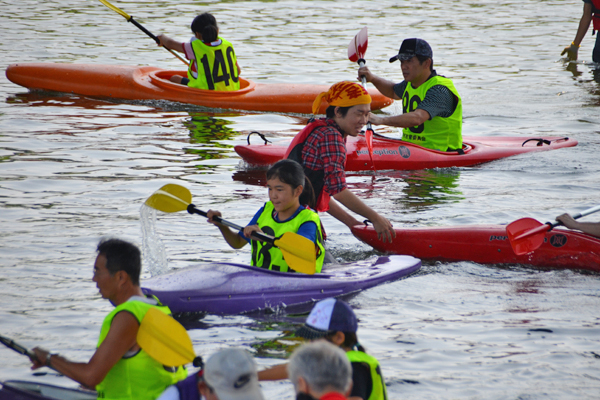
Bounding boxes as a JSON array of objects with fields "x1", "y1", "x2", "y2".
[
  {"x1": 351, "y1": 224, "x2": 600, "y2": 271},
  {"x1": 5, "y1": 63, "x2": 393, "y2": 114},
  {"x1": 235, "y1": 134, "x2": 577, "y2": 171},
  {"x1": 142, "y1": 255, "x2": 421, "y2": 315},
  {"x1": 0, "y1": 380, "x2": 96, "y2": 400}
]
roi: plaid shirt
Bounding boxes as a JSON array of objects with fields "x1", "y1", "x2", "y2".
[{"x1": 302, "y1": 118, "x2": 347, "y2": 196}]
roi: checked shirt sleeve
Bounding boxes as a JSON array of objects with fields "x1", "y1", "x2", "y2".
[{"x1": 303, "y1": 125, "x2": 347, "y2": 197}]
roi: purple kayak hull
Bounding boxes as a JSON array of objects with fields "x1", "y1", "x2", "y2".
[
  {"x1": 0, "y1": 381, "x2": 96, "y2": 400},
  {"x1": 142, "y1": 255, "x2": 421, "y2": 315}
]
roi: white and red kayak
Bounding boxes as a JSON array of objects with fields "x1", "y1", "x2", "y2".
[
  {"x1": 351, "y1": 224, "x2": 600, "y2": 271},
  {"x1": 234, "y1": 134, "x2": 577, "y2": 171}
]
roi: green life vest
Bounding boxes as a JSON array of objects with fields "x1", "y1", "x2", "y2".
[
  {"x1": 188, "y1": 37, "x2": 240, "y2": 91},
  {"x1": 401, "y1": 74, "x2": 462, "y2": 151},
  {"x1": 251, "y1": 201, "x2": 325, "y2": 273},
  {"x1": 346, "y1": 350, "x2": 388, "y2": 400},
  {"x1": 96, "y1": 297, "x2": 187, "y2": 400}
]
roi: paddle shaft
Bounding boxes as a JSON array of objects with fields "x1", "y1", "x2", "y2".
[
  {"x1": 187, "y1": 204, "x2": 276, "y2": 245},
  {"x1": 0, "y1": 334, "x2": 36, "y2": 360},
  {"x1": 0, "y1": 334, "x2": 61, "y2": 373},
  {"x1": 127, "y1": 17, "x2": 189, "y2": 66},
  {"x1": 514, "y1": 204, "x2": 600, "y2": 241},
  {"x1": 357, "y1": 59, "x2": 376, "y2": 170}
]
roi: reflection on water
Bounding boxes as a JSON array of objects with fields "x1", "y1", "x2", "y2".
[
  {"x1": 564, "y1": 61, "x2": 600, "y2": 102},
  {"x1": 346, "y1": 169, "x2": 463, "y2": 213}
]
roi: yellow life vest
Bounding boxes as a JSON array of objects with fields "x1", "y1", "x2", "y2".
[
  {"x1": 251, "y1": 201, "x2": 325, "y2": 273},
  {"x1": 188, "y1": 37, "x2": 240, "y2": 91},
  {"x1": 401, "y1": 74, "x2": 462, "y2": 151},
  {"x1": 346, "y1": 350, "x2": 388, "y2": 400},
  {"x1": 96, "y1": 297, "x2": 187, "y2": 400}
]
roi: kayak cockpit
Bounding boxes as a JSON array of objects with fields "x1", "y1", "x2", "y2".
[{"x1": 149, "y1": 70, "x2": 256, "y2": 96}]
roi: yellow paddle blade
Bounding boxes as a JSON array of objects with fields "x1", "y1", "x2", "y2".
[
  {"x1": 275, "y1": 232, "x2": 316, "y2": 275},
  {"x1": 98, "y1": 0, "x2": 131, "y2": 20},
  {"x1": 144, "y1": 184, "x2": 192, "y2": 213},
  {"x1": 137, "y1": 308, "x2": 195, "y2": 367}
]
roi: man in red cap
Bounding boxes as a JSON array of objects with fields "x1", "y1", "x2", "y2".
[
  {"x1": 358, "y1": 38, "x2": 462, "y2": 153},
  {"x1": 285, "y1": 81, "x2": 395, "y2": 243}
]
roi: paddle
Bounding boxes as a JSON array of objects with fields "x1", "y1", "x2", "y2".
[
  {"x1": 506, "y1": 205, "x2": 600, "y2": 255},
  {"x1": 137, "y1": 307, "x2": 195, "y2": 367},
  {"x1": 144, "y1": 184, "x2": 317, "y2": 274},
  {"x1": 98, "y1": 0, "x2": 189, "y2": 66},
  {"x1": 1, "y1": 310, "x2": 194, "y2": 368},
  {"x1": 348, "y1": 27, "x2": 375, "y2": 170}
]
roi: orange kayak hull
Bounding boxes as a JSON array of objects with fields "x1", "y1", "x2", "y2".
[{"x1": 5, "y1": 63, "x2": 393, "y2": 114}]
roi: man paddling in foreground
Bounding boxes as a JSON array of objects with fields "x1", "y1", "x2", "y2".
[
  {"x1": 358, "y1": 38, "x2": 463, "y2": 152},
  {"x1": 285, "y1": 81, "x2": 395, "y2": 242},
  {"x1": 31, "y1": 238, "x2": 186, "y2": 400}
]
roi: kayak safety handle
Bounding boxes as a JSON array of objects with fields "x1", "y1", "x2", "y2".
[
  {"x1": 521, "y1": 138, "x2": 552, "y2": 147},
  {"x1": 247, "y1": 131, "x2": 271, "y2": 145}
]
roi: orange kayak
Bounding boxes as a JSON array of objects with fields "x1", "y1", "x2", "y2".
[{"x1": 5, "y1": 63, "x2": 393, "y2": 114}]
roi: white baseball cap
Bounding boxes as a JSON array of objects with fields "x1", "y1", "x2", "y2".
[{"x1": 203, "y1": 349, "x2": 265, "y2": 400}]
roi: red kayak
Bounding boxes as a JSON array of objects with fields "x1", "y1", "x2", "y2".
[
  {"x1": 351, "y1": 224, "x2": 600, "y2": 271},
  {"x1": 234, "y1": 134, "x2": 577, "y2": 171}
]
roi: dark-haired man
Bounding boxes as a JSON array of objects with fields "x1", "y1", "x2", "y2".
[
  {"x1": 358, "y1": 38, "x2": 463, "y2": 152},
  {"x1": 31, "y1": 238, "x2": 186, "y2": 400}
]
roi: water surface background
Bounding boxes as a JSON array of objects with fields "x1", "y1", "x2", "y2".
[{"x1": 1, "y1": 0, "x2": 599, "y2": 399}]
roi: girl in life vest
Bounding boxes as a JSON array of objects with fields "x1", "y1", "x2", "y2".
[
  {"x1": 206, "y1": 159, "x2": 325, "y2": 273},
  {"x1": 157, "y1": 13, "x2": 241, "y2": 91}
]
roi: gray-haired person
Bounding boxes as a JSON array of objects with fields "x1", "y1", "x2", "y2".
[{"x1": 287, "y1": 341, "x2": 353, "y2": 400}]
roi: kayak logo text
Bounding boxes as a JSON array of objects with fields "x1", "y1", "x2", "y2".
[
  {"x1": 355, "y1": 146, "x2": 411, "y2": 159},
  {"x1": 489, "y1": 235, "x2": 508, "y2": 241}
]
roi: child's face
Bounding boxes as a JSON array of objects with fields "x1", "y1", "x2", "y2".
[{"x1": 267, "y1": 177, "x2": 301, "y2": 214}]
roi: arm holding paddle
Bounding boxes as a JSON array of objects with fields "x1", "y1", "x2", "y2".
[
  {"x1": 206, "y1": 209, "x2": 252, "y2": 249},
  {"x1": 31, "y1": 311, "x2": 140, "y2": 389},
  {"x1": 556, "y1": 213, "x2": 600, "y2": 238},
  {"x1": 157, "y1": 34, "x2": 184, "y2": 53},
  {"x1": 358, "y1": 65, "x2": 431, "y2": 128},
  {"x1": 357, "y1": 66, "x2": 400, "y2": 99}
]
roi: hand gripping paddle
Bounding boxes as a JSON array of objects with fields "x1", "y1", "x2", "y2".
[
  {"x1": 506, "y1": 204, "x2": 600, "y2": 255},
  {"x1": 1, "y1": 310, "x2": 194, "y2": 370},
  {"x1": 145, "y1": 184, "x2": 317, "y2": 274},
  {"x1": 348, "y1": 27, "x2": 375, "y2": 170},
  {"x1": 98, "y1": 0, "x2": 189, "y2": 66}
]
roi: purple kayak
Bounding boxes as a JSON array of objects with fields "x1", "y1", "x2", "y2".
[
  {"x1": 0, "y1": 380, "x2": 96, "y2": 400},
  {"x1": 142, "y1": 255, "x2": 421, "y2": 315}
]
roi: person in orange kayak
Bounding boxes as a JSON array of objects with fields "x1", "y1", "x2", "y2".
[
  {"x1": 357, "y1": 38, "x2": 462, "y2": 152},
  {"x1": 285, "y1": 81, "x2": 395, "y2": 243},
  {"x1": 561, "y1": 0, "x2": 600, "y2": 63},
  {"x1": 556, "y1": 213, "x2": 600, "y2": 237},
  {"x1": 157, "y1": 12, "x2": 241, "y2": 91},
  {"x1": 206, "y1": 159, "x2": 326, "y2": 273}
]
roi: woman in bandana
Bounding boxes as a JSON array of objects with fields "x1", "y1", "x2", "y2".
[{"x1": 286, "y1": 81, "x2": 395, "y2": 243}]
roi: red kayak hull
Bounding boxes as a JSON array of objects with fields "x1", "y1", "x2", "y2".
[
  {"x1": 5, "y1": 63, "x2": 393, "y2": 114},
  {"x1": 234, "y1": 134, "x2": 577, "y2": 170},
  {"x1": 351, "y1": 225, "x2": 600, "y2": 271}
]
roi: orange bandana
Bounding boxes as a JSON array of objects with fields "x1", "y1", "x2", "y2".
[{"x1": 311, "y1": 81, "x2": 372, "y2": 115}]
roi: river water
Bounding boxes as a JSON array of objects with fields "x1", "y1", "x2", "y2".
[{"x1": 1, "y1": 0, "x2": 599, "y2": 399}]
